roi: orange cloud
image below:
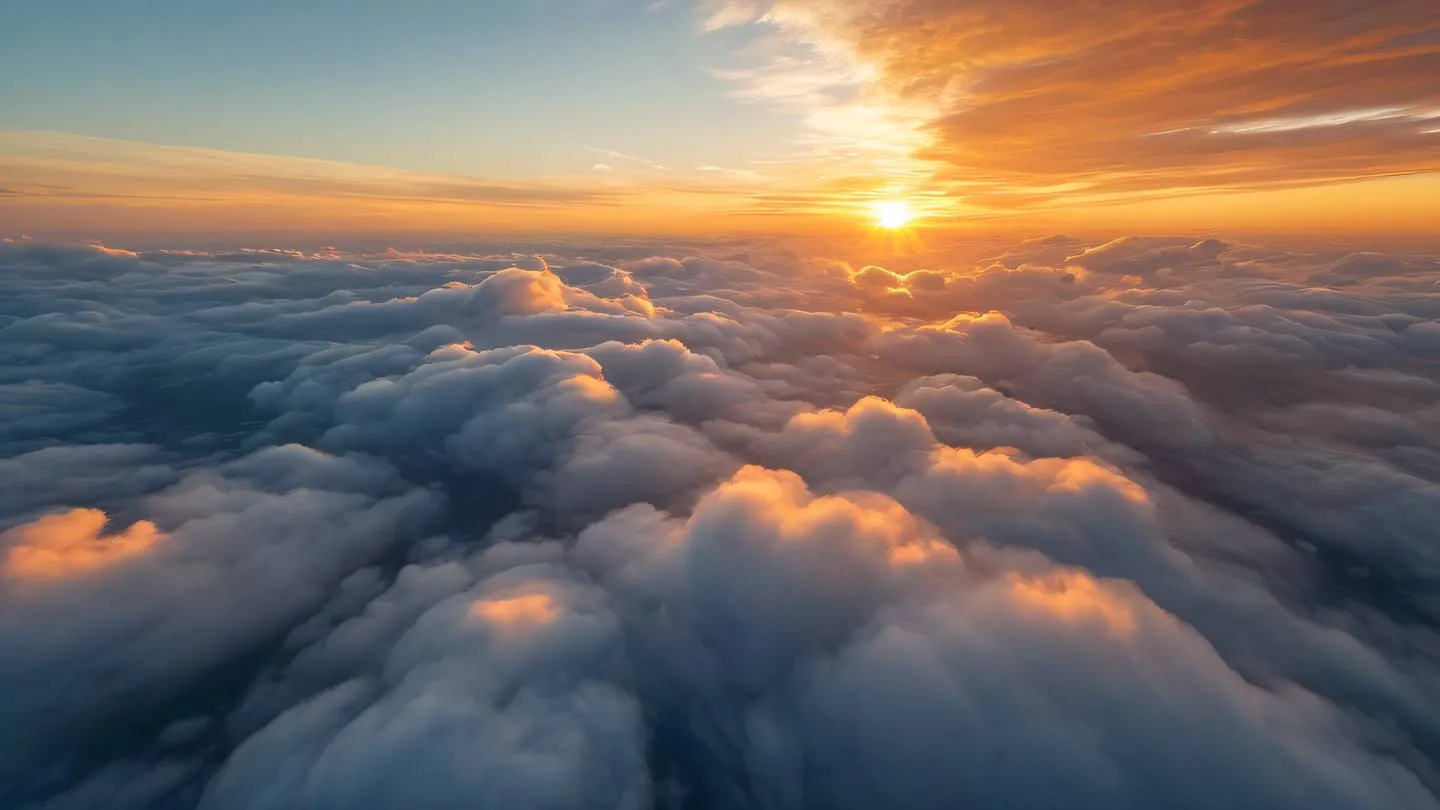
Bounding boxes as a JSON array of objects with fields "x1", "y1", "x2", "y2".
[
  {"x1": 718, "y1": 0, "x2": 1440, "y2": 224},
  {"x1": 2, "y1": 508, "x2": 165, "y2": 581},
  {"x1": 468, "y1": 590, "x2": 562, "y2": 631},
  {"x1": 1007, "y1": 569, "x2": 1138, "y2": 635}
]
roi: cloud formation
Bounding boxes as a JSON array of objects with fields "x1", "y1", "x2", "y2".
[{"x1": 2, "y1": 231, "x2": 1439, "y2": 808}]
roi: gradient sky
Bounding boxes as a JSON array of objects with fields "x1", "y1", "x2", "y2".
[
  {"x1": 0, "y1": 0, "x2": 792, "y2": 176},
  {"x1": 3, "y1": 0, "x2": 1439, "y2": 240}
]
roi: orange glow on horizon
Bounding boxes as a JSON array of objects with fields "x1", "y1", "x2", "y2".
[{"x1": 4, "y1": 131, "x2": 1439, "y2": 241}]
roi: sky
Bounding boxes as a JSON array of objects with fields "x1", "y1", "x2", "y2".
[
  {"x1": 3, "y1": 0, "x2": 1439, "y2": 240},
  {"x1": 5, "y1": 4, "x2": 1440, "y2": 809},
  {"x1": 0, "y1": 0, "x2": 790, "y2": 176}
]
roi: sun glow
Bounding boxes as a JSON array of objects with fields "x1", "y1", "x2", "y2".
[
  {"x1": 864, "y1": 199, "x2": 927, "y2": 256},
  {"x1": 875, "y1": 201, "x2": 914, "y2": 229}
]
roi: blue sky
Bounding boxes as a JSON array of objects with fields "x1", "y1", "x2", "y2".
[{"x1": 0, "y1": 0, "x2": 796, "y2": 176}]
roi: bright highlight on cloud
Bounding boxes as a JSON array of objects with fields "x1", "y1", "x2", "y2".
[
  {"x1": 3, "y1": 508, "x2": 165, "y2": 582},
  {"x1": 2, "y1": 230, "x2": 1439, "y2": 809}
]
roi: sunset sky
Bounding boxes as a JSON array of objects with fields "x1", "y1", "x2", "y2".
[
  {"x1": 7, "y1": 5, "x2": 1440, "y2": 810},
  {"x1": 4, "y1": 0, "x2": 1438, "y2": 240}
]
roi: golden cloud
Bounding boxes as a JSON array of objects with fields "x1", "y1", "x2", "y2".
[{"x1": 3, "y1": 508, "x2": 165, "y2": 582}]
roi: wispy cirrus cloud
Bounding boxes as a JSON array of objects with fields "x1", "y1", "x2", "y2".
[
  {"x1": 0, "y1": 131, "x2": 626, "y2": 207},
  {"x1": 0, "y1": 131, "x2": 834, "y2": 238}
]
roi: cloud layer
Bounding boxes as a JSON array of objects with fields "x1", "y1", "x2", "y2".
[{"x1": 2, "y1": 231, "x2": 1439, "y2": 808}]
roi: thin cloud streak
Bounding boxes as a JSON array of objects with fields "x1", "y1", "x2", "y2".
[{"x1": 0, "y1": 132, "x2": 845, "y2": 237}]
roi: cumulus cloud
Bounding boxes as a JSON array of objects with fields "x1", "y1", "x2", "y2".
[
  {"x1": 2, "y1": 232, "x2": 1439, "y2": 808},
  {"x1": 202, "y1": 568, "x2": 650, "y2": 810}
]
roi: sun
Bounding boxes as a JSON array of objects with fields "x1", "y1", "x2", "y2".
[
  {"x1": 875, "y1": 200, "x2": 914, "y2": 229},
  {"x1": 864, "y1": 198, "x2": 926, "y2": 255}
]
